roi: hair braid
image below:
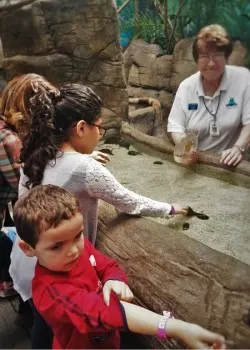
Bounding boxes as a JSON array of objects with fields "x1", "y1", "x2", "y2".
[{"x1": 21, "y1": 83, "x2": 103, "y2": 188}]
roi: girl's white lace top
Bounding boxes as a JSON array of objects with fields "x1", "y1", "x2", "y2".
[{"x1": 10, "y1": 152, "x2": 171, "y2": 301}]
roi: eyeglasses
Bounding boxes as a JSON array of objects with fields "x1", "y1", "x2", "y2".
[
  {"x1": 198, "y1": 52, "x2": 225, "y2": 63},
  {"x1": 91, "y1": 123, "x2": 106, "y2": 137}
]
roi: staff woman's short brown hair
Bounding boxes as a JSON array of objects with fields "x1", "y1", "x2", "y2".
[{"x1": 193, "y1": 24, "x2": 233, "y2": 62}]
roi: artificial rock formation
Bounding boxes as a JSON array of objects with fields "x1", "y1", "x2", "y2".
[
  {"x1": 170, "y1": 37, "x2": 197, "y2": 92},
  {"x1": 125, "y1": 39, "x2": 174, "y2": 120},
  {"x1": 0, "y1": 0, "x2": 127, "y2": 127}
]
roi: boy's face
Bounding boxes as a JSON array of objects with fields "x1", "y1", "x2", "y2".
[{"x1": 20, "y1": 212, "x2": 84, "y2": 272}]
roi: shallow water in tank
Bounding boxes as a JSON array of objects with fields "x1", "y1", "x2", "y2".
[{"x1": 101, "y1": 143, "x2": 250, "y2": 265}]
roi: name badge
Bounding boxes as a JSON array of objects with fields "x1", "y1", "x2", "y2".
[
  {"x1": 188, "y1": 103, "x2": 198, "y2": 110},
  {"x1": 210, "y1": 121, "x2": 220, "y2": 136}
]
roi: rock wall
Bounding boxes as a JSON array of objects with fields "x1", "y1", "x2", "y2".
[
  {"x1": 0, "y1": 1, "x2": 248, "y2": 130},
  {"x1": 0, "y1": 0, "x2": 128, "y2": 128},
  {"x1": 0, "y1": 38, "x2": 7, "y2": 90}
]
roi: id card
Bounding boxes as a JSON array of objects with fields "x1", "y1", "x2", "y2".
[{"x1": 210, "y1": 121, "x2": 220, "y2": 136}]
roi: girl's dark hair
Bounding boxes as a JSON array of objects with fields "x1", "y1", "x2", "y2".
[{"x1": 21, "y1": 84, "x2": 103, "y2": 188}]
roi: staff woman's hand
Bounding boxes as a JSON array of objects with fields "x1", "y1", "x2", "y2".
[{"x1": 220, "y1": 146, "x2": 243, "y2": 166}]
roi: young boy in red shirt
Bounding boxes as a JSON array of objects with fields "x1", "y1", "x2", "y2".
[{"x1": 14, "y1": 185, "x2": 226, "y2": 349}]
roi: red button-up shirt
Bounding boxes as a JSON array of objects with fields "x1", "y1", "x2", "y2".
[{"x1": 33, "y1": 238, "x2": 128, "y2": 349}]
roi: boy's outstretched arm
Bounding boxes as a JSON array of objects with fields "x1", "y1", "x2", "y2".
[
  {"x1": 35, "y1": 281, "x2": 225, "y2": 349},
  {"x1": 121, "y1": 301, "x2": 226, "y2": 350}
]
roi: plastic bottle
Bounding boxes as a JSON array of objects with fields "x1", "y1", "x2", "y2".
[{"x1": 174, "y1": 132, "x2": 198, "y2": 164}]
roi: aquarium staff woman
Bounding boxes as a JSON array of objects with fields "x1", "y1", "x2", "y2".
[{"x1": 167, "y1": 24, "x2": 250, "y2": 166}]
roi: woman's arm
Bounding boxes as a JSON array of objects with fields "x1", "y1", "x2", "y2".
[
  {"x1": 221, "y1": 72, "x2": 250, "y2": 166},
  {"x1": 0, "y1": 131, "x2": 21, "y2": 190},
  {"x1": 220, "y1": 124, "x2": 250, "y2": 166},
  {"x1": 234, "y1": 123, "x2": 250, "y2": 151}
]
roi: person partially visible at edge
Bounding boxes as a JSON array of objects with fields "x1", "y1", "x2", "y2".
[
  {"x1": 0, "y1": 76, "x2": 27, "y2": 298},
  {"x1": 1, "y1": 73, "x2": 60, "y2": 348},
  {"x1": 14, "y1": 184, "x2": 226, "y2": 350},
  {"x1": 167, "y1": 24, "x2": 250, "y2": 166},
  {"x1": 10, "y1": 82, "x2": 187, "y2": 305}
]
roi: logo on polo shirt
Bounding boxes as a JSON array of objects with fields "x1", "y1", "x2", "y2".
[{"x1": 226, "y1": 97, "x2": 237, "y2": 107}]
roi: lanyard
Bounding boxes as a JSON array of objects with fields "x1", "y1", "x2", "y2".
[{"x1": 202, "y1": 91, "x2": 222, "y2": 124}]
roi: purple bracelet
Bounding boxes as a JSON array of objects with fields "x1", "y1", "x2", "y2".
[{"x1": 157, "y1": 311, "x2": 173, "y2": 339}]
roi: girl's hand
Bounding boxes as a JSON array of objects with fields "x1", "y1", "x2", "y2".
[
  {"x1": 171, "y1": 204, "x2": 188, "y2": 215},
  {"x1": 179, "y1": 323, "x2": 226, "y2": 349},
  {"x1": 89, "y1": 151, "x2": 110, "y2": 165},
  {"x1": 103, "y1": 280, "x2": 133, "y2": 306}
]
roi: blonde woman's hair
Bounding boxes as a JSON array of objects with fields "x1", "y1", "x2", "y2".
[
  {"x1": 0, "y1": 74, "x2": 59, "y2": 139},
  {"x1": 193, "y1": 24, "x2": 233, "y2": 62}
]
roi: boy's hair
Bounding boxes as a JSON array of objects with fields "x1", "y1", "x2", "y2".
[
  {"x1": 14, "y1": 185, "x2": 81, "y2": 248},
  {"x1": 193, "y1": 24, "x2": 233, "y2": 62}
]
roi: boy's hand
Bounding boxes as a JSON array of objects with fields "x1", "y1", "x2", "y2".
[
  {"x1": 89, "y1": 151, "x2": 111, "y2": 165},
  {"x1": 179, "y1": 323, "x2": 226, "y2": 349},
  {"x1": 103, "y1": 280, "x2": 133, "y2": 306}
]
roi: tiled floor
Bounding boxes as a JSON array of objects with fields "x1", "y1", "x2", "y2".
[{"x1": 0, "y1": 296, "x2": 31, "y2": 349}]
